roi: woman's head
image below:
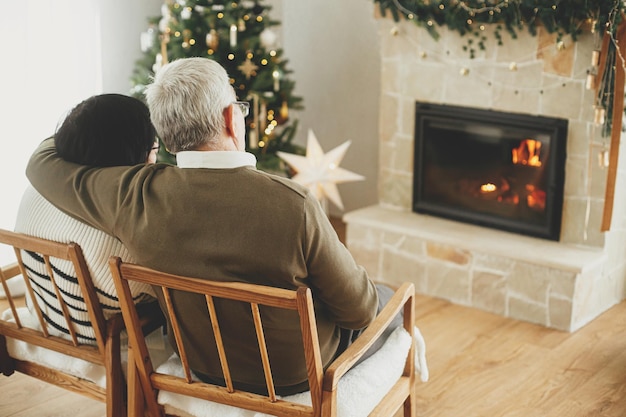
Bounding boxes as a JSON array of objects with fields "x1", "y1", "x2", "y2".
[{"x1": 55, "y1": 94, "x2": 157, "y2": 166}]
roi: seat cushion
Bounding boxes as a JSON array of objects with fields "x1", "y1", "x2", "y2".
[
  {"x1": 2, "y1": 307, "x2": 107, "y2": 387},
  {"x1": 156, "y1": 325, "x2": 413, "y2": 417},
  {"x1": 1, "y1": 307, "x2": 172, "y2": 388}
]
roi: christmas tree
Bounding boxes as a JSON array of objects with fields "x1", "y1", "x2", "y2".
[{"x1": 131, "y1": 0, "x2": 304, "y2": 171}]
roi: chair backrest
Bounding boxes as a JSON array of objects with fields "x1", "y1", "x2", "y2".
[
  {"x1": 0, "y1": 228, "x2": 125, "y2": 417},
  {"x1": 109, "y1": 255, "x2": 327, "y2": 417},
  {"x1": 0, "y1": 228, "x2": 111, "y2": 362}
]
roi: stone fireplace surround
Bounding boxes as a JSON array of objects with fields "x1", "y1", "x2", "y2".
[{"x1": 343, "y1": 16, "x2": 626, "y2": 332}]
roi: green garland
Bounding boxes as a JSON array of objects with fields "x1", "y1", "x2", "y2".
[
  {"x1": 374, "y1": 0, "x2": 626, "y2": 137},
  {"x1": 373, "y1": 0, "x2": 624, "y2": 58}
]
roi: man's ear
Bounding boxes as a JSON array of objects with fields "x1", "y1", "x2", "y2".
[{"x1": 223, "y1": 103, "x2": 236, "y2": 137}]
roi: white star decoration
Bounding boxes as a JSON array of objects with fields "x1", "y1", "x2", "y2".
[{"x1": 277, "y1": 129, "x2": 364, "y2": 211}]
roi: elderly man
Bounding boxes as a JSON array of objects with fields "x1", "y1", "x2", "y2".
[{"x1": 26, "y1": 57, "x2": 381, "y2": 395}]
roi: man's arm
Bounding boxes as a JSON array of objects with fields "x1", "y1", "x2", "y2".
[
  {"x1": 302, "y1": 192, "x2": 378, "y2": 330},
  {"x1": 25, "y1": 137, "x2": 145, "y2": 236}
]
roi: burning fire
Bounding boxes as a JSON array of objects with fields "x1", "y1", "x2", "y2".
[
  {"x1": 526, "y1": 184, "x2": 546, "y2": 211},
  {"x1": 512, "y1": 139, "x2": 542, "y2": 167},
  {"x1": 480, "y1": 183, "x2": 497, "y2": 193}
]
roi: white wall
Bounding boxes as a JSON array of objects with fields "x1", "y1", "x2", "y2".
[
  {"x1": 0, "y1": 0, "x2": 160, "y2": 264},
  {"x1": 269, "y1": 0, "x2": 381, "y2": 216},
  {"x1": 99, "y1": 0, "x2": 162, "y2": 93}
]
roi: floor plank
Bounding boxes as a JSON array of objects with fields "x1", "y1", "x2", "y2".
[{"x1": 409, "y1": 294, "x2": 626, "y2": 417}]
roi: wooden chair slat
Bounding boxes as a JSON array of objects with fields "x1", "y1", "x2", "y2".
[
  {"x1": 162, "y1": 286, "x2": 193, "y2": 383},
  {"x1": 205, "y1": 294, "x2": 234, "y2": 392},
  {"x1": 250, "y1": 302, "x2": 277, "y2": 402},
  {"x1": 0, "y1": 260, "x2": 23, "y2": 329},
  {"x1": 43, "y1": 253, "x2": 80, "y2": 346}
]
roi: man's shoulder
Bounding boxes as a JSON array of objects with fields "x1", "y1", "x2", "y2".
[{"x1": 248, "y1": 169, "x2": 309, "y2": 198}]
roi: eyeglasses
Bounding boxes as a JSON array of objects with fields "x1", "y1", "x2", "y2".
[{"x1": 232, "y1": 101, "x2": 250, "y2": 117}]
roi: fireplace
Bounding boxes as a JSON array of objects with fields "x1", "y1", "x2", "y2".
[
  {"x1": 412, "y1": 102, "x2": 568, "y2": 241},
  {"x1": 344, "y1": 19, "x2": 626, "y2": 332}
]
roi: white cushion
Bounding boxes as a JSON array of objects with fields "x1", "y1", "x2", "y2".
[
  {"x1": 1, "y1": 307, "x2": 172, "y2": 388},
  {"x1": 157, "y1": 325, "x2": 414, "y2": 417},
  {"x1": 2, "y1": 307, "x2": 108, "y2": 387}
]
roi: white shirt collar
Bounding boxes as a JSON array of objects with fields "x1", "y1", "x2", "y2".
[{"x1": 176, "y1": 151, "x2": 257, "y2": 169}]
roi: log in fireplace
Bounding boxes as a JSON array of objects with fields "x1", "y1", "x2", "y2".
[{"x1": 412, "y1": 102, "x2": 568, "y2": 241}]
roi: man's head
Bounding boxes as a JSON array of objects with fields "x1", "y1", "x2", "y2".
[
  {"x1": 55, "y1": 94, "x2": 157, "y2": 167},
  {"x1": 145, "y1": 57, "x2": 246, "y2": 153}
]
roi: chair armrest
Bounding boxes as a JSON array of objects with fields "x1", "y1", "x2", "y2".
[
  {"x1": 0, "y1": 263, "x2": 21, "y2": 280},
  {"x1": 322, "y1": 282, "x2": 415, "y2": 392}
]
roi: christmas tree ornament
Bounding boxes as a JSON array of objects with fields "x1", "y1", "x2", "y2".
[
  {"x1": 260, "y1": 28, "x2": 277, "y2": 48},
  {"x1": 238, "y1": 57, "x2": 259, "y2": 79},
  {"x1": 153, "y1": 53, "x2": 164, "y2": 73},
  {"x1": 159, "y1": 16, "x2": 171, "y2": 33},
  {"x1": 277, "y1": 130, "x2": 365, "y2": 212},
  {"x1": 181, "y1": 7, "x2": 192, "y2": 19},
  {"x1": 230, "y1": 24, "x2": 238, "y2": 47},
  {"x1": 272, "y1": 69, "x2": 281, "y2": 91},
  {"x1": 280, "y1": 101, "x2": 289, "y2": 121},
  {"x1": 206, "y1": 29, "x2": 219, "y2": 50},
  {"x1": 238, "y1": 18, "x2": 246, "y2": 32},
  {"x1": 140, "y1": 27, "x2": 155, "y2": 52}
]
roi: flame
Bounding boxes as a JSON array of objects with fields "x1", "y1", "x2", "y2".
[
  {"x1": 512, "y1": 139, "x2": 542, "y2": 167},
  {"x1": 526, "y1": 184, "x2": 546, "y2": 211},
  {"x1": 480, "y1": 183, "x2": 497, "y2": 193}
]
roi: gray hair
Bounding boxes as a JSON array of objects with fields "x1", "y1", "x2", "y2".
[{"x1": 145, "y1": 57, "x2": 236, "y2": 153}]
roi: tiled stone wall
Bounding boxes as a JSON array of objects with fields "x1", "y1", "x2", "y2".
[{"x1": 344, "y1": 17, "x2": 626, "y2": 331}]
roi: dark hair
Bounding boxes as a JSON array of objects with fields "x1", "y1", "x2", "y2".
[{"x1": 54, "y1": 94, "x2": 156, "y2": 167}]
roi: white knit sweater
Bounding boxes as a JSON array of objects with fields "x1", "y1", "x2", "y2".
[{"x1": 14, "y1": 186, "x2": 155, "y2": 344}]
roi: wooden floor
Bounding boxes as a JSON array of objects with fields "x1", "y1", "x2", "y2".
[{"x1": 1, "y1": 293, "x2": 626, "y2": 416}]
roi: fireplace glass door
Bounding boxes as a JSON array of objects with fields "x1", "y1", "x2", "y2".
[{"x1": 413, "y1": 102, "x2": 568, "y2": 241}]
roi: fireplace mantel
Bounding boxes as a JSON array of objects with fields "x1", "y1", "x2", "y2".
[{"x1": 346, "y1": 206, "x2": 604, "y2": 274}]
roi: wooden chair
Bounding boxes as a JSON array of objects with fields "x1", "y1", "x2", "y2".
[
  {"x1": 109, "y1": 255, "x2": 419, "y2": 417},
  {"x1": 0, "y1": 229, "x2": 164, "y2": 417}
]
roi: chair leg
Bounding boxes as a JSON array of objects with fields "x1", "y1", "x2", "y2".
[
  {"x1": 127, "y1": 348, "x2": 146, "y2": 417},
  {"x1": 0, "y1": 335, "x2": 15, "y2": 376},
  {"x1": 403, "y1": 386, "x2": 416, "y2": 417},
  {"x1": 106, "y1": 333, "x2": 126, "y2": 417}
]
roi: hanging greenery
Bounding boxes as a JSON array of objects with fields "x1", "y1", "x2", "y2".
[
  {"x1": 373, "y1": 0, "x2": 626, "y2": 138},
  {"x1": 373, "y1": 0, "x2": 625, "y2": 59}
]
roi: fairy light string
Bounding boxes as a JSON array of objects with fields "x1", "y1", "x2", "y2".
[{"x1": 379, "y1": 0, "x2": 626, "y2": 136}]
